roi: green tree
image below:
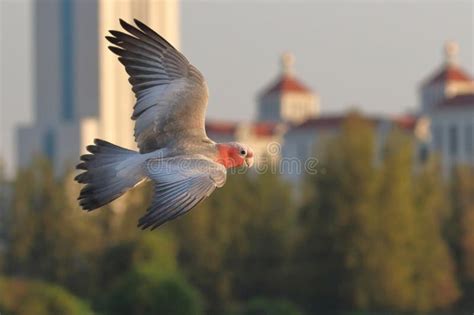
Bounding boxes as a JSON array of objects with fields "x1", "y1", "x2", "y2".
[
  {"x1": 171, "y1": 173, "x2": 255, "y2": 312},
  {"x1": 104, "y1": 266, "x2": 203, "y2": 315},
  {"x1": 295, "y1": 113, "x2": 378, "y2": 310},
  {"x1": 450, "y1": 165, "x2": 474, "y2": 308},
  {"x1": 410, "y1": 157, "x2": 459, "y2": 310},
  {"x1": 0, "y1": 277, "x2": 93, "y2": 315},
  {"x1": 369, "y1": 132, "x2": 458, "y2": 311},
  {"x1": 93, "y1": 226, "x2": 208, "y2": 315},
  {"x1": 3, "y1": 158, "x2": 206, "y2": 314},
  {"x1": 452, "y1": 165, "x2": 474, "y2": 281},
  {"x1": 231, "y1": 172, "x2": 297, "y2": 299},
  {"x1": 236, "y1": 298, "x2": 303, "y2": 315},
  {"x1": 3, "y1": 158, "x2": 105, "y2": 297},
  {"x1": 172, "y1": 172, "x2": 297, "y2": 313},
  {"x1": 295, "y1": 117, "x2": 459, "y2": 313},
  {"x1": 369, "y1": 131, "x2": 419, "y2": 309},
  {"x1": 97, "y1": 232, "x2": 178, "y2": 294}
]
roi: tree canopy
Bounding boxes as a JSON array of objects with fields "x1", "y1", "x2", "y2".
[{"x1": 0, "y1": 115, "x2": 472, "y2": 314}]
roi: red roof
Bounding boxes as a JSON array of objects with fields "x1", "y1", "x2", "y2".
[
  {"x1": 251, "y1": 122, "x2": 280, "y2": 137},
  {"x1": 205, "y1": 121, "x2": 237, "y2": 135},
  {"x1": 392, "y1": 115, "x2": 418, "y2": 131},
  {"x1": 436, "y1": 94, "x2": 474, "y2": 110},
  {"x1": 261, "y1": 74, "x2": 312, "y2": 97},
  {"x1": 291, "y1": 116, "x2": 345, "y2": 131},
  {"x1": 423, "y1": 65, "x2": 472, "y2": 86},
  {"x1": 289, "y1": 114, "x2": 388, "y2": 133},
  {"x1": 206, "y1": 121, "x2": 281, "y2": 137}
]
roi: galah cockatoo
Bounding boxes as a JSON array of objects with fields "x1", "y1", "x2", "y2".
[{"x1": 75, "y1": 19, "x2": 254, "y2": 229}]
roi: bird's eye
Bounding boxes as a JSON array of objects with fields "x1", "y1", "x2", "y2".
[{"x1": 240, "y1": 150, "x2": 246, "y2": 156}]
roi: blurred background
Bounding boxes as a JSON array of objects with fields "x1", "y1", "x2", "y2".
[{"x1": 0, "y1": 0, "x2": 474, "y2": 314}]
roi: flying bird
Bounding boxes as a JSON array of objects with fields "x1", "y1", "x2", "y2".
[{"x1": 75, "y1": 19, "x2": 254, "y2": 230}]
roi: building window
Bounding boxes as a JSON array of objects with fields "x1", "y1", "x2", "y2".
[
  {"x1": 449, "y1": 125, "x2": 458, "y2": 158},
  {"x1": 466, "y1": 124, "x2": 473, "y2": 156}
]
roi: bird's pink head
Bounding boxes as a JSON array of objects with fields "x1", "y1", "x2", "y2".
[{"x1": 216, "y1": 142, "x2": 254, "y2": 169}]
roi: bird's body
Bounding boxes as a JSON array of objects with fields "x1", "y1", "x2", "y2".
[{"x1": 75, "y1": 19, "x2": 253, "y2": 229}]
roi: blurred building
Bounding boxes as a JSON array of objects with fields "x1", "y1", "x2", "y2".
[
  {"x1": 257, "y1": 53, "x2": 319, "y2": 124},
  {"x1": 278, "y1": 42, "x2": 474, "y2": 180},
  {"x1": 17, "y1": 0, "x2": 180, "y2": 174},
  {"x1": 207, "y1": 53, "x2": 317, "y2": 167},
  {"x1": 420, "y1": 41, "x2": 474, "y2": 175},
  {"x1": 277, "y1": 41, "x2": 474, "y2": 180},
  {"x1": 208, "y1": 53, "x2": 426, "y2": 180},
  {"x1": 280, "y1": 112, "x2": 427, "y2": 181}
]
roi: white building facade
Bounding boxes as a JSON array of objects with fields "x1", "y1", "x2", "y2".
[{"x1": 421, "y1": 42, "x2": 474, "y2": 175}]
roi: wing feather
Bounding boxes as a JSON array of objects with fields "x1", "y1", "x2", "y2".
[
  {"x1": 107, "y1": 19, "x2": 209, "y2": 153},
  {"x1": 138, "y1": 156, "x2": 226, "y2": 229}
]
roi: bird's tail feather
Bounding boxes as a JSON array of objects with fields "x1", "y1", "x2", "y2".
[{"x1": 75, "y1": 139, "x2": 146, "y2": 211}]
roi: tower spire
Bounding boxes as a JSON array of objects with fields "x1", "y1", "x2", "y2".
[
  {"x1": 281, "y1": 52, "x2": 295, "y2": 76},
  {"x1": 444, "y1": 40, "x2": 459, "y2": 66}
]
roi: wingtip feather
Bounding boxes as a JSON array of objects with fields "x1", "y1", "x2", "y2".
[
  {"x1": 108, "y1": 46, "x2": 125, "y2": 56},
  {"x1": 120, "y1": 18, "x2": 134, "y2": 31}
]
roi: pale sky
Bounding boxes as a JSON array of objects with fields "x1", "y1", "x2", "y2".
[
  {"x1": 1, "y1": 0, "x2": 473, "y2": 176},
  {"x1": 181, "y1": 1, "x2": 473, "y2": 120}
]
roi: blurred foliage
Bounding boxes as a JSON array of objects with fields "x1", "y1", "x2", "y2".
[
  {"x1": 451, "y1": 166, "x2": 474, "y2": 281},
  {"x1": 2, "y1": 158, "x2": 106, "y2": 297},
  {"x1": 98, "y1": 232, "x2": 178, "y2": 290},
  {"x1": 450, "y1": 165, "x2": 474, "y2": 310},
  {"x1": 293, "y1": 114, "x2": 460, "y2": 313},
  {"x1": 0, "y1": 113, "x2": 473, "y2": 314},
  {"x1": 233, "y1": 298, "x2": 303, "y2": 315},
  {"x1": 292, "y1": 114, "x2": 381, "y2": 310},
  {"x1": 171, "y1": 172, "x2": 296, "y2": 313},
  {"x1": 104, "y1": 267, "x2": 202, "y2": 315},
  {"x1": 0, "y1": 277, "x2": 93, "y2": 315}
]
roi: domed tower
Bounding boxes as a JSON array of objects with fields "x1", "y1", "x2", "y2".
[
  {"x1": 420, "y1": 41, "x2": 474, "y2": 114},
  {"x1": 258, "y1": 53, "x2": 319, "y2": 124}
]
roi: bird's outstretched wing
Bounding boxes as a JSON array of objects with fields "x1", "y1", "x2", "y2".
[
  {"x1": 139, "y1": 156, "x2": 227, "y2": 230},
  {"x1": 107, "y1": 19, "x2": 209, "y2": 153}
]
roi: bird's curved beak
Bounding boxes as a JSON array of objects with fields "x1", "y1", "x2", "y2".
[
  {"x1": 244, "y1": 157, "x2": 254, "y2": 168},
  {"x1": 244, "y1": 150, "x2": 254, "y2": 168}
]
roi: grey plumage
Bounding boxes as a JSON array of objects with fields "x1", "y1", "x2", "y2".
[
  {"x1": 75, "y1": 139, "x2": 147, "y2": 211},
  {"x1": 138, "y1": 157, "x2": 226, "y2": 230},
  {"x1": 75, "y1": 19, "x2": 230, "y2": 229},
  {"x1": 106, "y1": 19, "x2": 208, "y2": 153}
]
